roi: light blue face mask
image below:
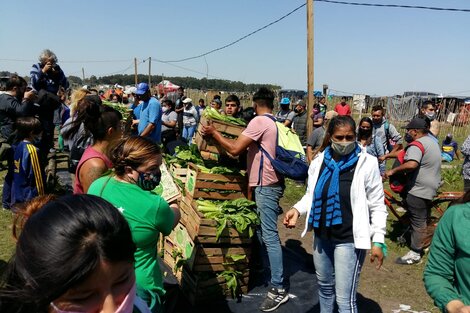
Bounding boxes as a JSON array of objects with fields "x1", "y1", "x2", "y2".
[
  {"x1": 425, "y1": 112, "x2": 436, "y2": 121},
  {"x1": 331, "y1": 140, "x2": 356, "y2": 156}
]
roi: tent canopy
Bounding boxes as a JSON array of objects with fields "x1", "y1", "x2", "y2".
[{"x1": 156, "y1": 80, "x2": 180, "y2": 93}]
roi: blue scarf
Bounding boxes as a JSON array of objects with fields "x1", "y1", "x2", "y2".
[{"x1": 309, "y1": 145, "x2": 360, "y2": 228}]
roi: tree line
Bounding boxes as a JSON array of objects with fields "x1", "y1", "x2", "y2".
[
  {"x1": 70, "y1": 74, "x2": 281, "y2": 92},
  {"x1": 1, "y1": 70, "x2": 281, "y2": 92}
]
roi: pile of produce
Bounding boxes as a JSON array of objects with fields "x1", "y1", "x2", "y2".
[
  {"x1": 202, "y1": 107, "x2": 246, "y2": 126},
  {"x1": 165, "y1": 145, "x2": 244, "y2": 176},
  {"x1": 102, "y1": 101, "x2": 132, "y2": 120},
  {"x1": 196, "y1": 198, "x2": 259, "y2": 241}
]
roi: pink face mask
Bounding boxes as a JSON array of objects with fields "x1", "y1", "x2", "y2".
[{"x1": 51, "y1": 284, "x2": 136, "y2": 313}]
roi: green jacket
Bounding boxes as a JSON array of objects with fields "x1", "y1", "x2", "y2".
[{"x1": 424, "y1": 203, "x2": 470, "y2": 311}]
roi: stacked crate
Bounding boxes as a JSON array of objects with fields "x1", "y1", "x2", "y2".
[
  {"x1": 164, "y1": 161, "x2": 253, "y2": 305},
  {"x1": 194, "y1": 115, "x2": 244, "y2": 160}
]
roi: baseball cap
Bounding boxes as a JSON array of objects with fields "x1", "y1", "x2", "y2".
[
  {"x1": 124, "y1": 86, "x2": 137, "y2": 95},
  {"x1": 212, "y1": 99, "x2": 222, "y2": 106},
  {"x1": 135, "y1": 82, "x2": 149, "y2": 95},
  {"x1": 280, "y1": 98, "x2": 290, "y2": 105},
  {"x1": 403, "y1": 116, "x2": 428, "y2": 129},
  {"x1": 182, "y1": 98, "x2": 192, "y2": 104}
]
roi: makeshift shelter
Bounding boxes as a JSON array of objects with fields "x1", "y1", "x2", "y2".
[{"x1": 156, "y1": 80, "x2": 180, "y2": 94}]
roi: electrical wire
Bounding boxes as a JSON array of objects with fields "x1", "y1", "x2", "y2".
[
  {"x1": 156, "y1": 2, "x2": 307, "y2": 63},
  {"x1": 0, "y1": 58, "x2": 132, "y2": 63},
  {"x1": 151, "y1": 59, "x2": 225, "y2": 80},
  {"x1": 315, "y1": 0, "x2": 470, "y2": 13}
]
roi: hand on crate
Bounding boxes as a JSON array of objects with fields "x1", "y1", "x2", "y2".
[
  {"x1": 200, "y1": 123, "x2": 216, "y2": 137},
  {"x1": 283, "y1": 208, "x2": 300, "y2": 228}
]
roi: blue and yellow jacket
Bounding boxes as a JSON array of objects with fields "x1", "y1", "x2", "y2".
[{"x1": 12, "y1": 141, "x2": 45, "y2": 204}]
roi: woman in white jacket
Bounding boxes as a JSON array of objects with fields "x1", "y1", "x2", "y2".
[{"x1": 284, "y1": 115, "x2": 387, "y2": 313}]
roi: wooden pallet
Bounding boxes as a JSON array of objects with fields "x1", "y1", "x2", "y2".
[
  {"x1": 180, "y1": 196, "x2": 252, "y2": 245},
  {"x1": 185, "y1": 163, "x2": 247, "y2": 201},
  {"x1": 180, "y1": 268, "x2": 250, "y2": 305}
]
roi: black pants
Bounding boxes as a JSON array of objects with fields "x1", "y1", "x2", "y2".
[{"x1": 405, "y1": 193, "x2": 432, "y2": 253}]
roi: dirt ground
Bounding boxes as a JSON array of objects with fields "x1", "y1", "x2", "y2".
[{"x1": 278, "y1": 196, "x2": 438, "y2": 313}]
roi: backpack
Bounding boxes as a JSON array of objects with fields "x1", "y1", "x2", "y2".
[
  {"x1": 68, "y1": 133, "x2": 93, "y2": 174},
  {"x1": 389, "y1": 141, "x2": 425, "y2": 194},
  {"x1": 257, "y1": 115, "x2": 309, "y2": 182}
]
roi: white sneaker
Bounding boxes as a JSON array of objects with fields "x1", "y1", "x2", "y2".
[{"x1": 396, "y1": 250, "x2": 421, "y2": 265}]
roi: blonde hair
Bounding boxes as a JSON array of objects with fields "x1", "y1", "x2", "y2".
[{"x1": 70, "y1": 88, "x2": 91, "y2": 116}]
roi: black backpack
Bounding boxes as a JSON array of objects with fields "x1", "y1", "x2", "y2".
[{"x1": 68, "y1": 134, "x2": 93, "y2": 174}]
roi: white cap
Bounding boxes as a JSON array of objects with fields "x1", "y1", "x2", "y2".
[{"x1": 124, "y1": 86, "x2": 137, "y2": 95}]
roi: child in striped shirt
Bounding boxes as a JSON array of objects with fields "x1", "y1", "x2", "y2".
[{"x1": 10, "y1": 117, "x2": 45, "y2": 209}]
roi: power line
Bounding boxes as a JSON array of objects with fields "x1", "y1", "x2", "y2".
[
  {"x1": 315, "y1": 0, "x2": 470, "y2": 13},
  {"x1": 151, "y1": 59, "x2": 225, "y2": 80},
  {"x1": 157, "y1": 2, "x2": 307, "y2": 63},
  {"x1": 0, "y1": 58, "x2": 132, "y2": 63}
]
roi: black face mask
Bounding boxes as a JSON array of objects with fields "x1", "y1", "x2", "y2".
[
  {"x1": 404, "y1": 133, "x2": 413, "y2": 143},
  {"x1": 358, "y1": 128, "x2": 372, "y2": 139}
]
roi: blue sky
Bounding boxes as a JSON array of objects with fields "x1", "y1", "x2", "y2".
[{"x1": 1, "y1": 0, "x2": 470, "y2": 96}]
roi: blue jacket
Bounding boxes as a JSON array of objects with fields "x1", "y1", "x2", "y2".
[
  {"x1": 12, "y1": 141, "x2": 45, "y2": 204},
  {"x1": 30, "y1": 63, "x2": 69, "y2": 94}
]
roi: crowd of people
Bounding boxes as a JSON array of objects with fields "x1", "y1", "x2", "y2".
[{"x1": 0, "y1": 49, "x2": 470, "y2": 313}]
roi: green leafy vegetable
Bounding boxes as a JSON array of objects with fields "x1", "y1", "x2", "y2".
[
  {"x1": 196, "y1": 199, "x2": 259, "y2": 241},
  {"x1": 102, "y1": 101, "x2": 132, "y2": 120},
  {"x1": 217, "y1": 270, "x2": 243, "y2": 299},
  {"x1": 203, "y1": 107, "x2": 247, "y2": 126}
]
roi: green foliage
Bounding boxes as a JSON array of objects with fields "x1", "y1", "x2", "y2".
[
  {"x1": 196, "y1": 199, "x2": 260, "y2": 241},
  {"x1": 203, "y1": 107, "x2": 246, "y2": 126},
  {"x1": 91, "y1": 74, "x2": 281, "y2": 92},
  {"x1": 217, "y1": 270, "x2": 243, "y2": 299},
  {"x1": 441, "y1": 165, "x2": 463, "y2": 191},
  {"x1": 102, "y1": 101, "x2": 131, "y2": 120},
  {"x1": 165, "y1": 145, "x2": 244, "y2": 175}
]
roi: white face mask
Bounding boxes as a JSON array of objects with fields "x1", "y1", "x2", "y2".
[
  {"x1": 425, "y1": 112, "x2": 435, "y2": 121},
  {"x1": 331, "y1": 140, "x2": 356, "y2": 156},
  {"x1": 51, "y1": 284, "x2": 136, "y2": 313},
  {"x1": 162, "y1": 107, "x2": 168, "y2": 113}
]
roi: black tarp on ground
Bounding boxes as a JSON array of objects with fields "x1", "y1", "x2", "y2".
[{"x1": 165, "y1": 238, "x2": 383, "y2": 313}]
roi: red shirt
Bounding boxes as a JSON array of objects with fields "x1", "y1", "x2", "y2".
[{"x1": 334, "y1": 103, "x2": 351, "y2": 116}]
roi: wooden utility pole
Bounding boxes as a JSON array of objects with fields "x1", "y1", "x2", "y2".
[
  {"x1": 81, "y1": 67, "x2": 85, "y2": 83},
  {"x1": 148, "y1": 57, "x2": 152, "y2": 86},
  {"x1": 306, "y1": 0, "x2": 315, "y2": 137},
  {"x1": 134, "y1": 58, "x2": 138, "y2": 85}
]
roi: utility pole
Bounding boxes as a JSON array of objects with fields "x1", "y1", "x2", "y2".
[
  {"x1": 134, "y1": 58, "x2": 138, "y2": 86},
  {"x1": 81, "y1": 67, "x2": 85, "y2": 84},
  {"x1": 306, "y1": 0, "x2": 315, "y2": 137},
  {"x1": 148, "y1": 57, "x2": 152, "y2": 87}
]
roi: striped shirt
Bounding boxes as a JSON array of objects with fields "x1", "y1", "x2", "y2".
[{"x1": 12, "y1": 141, "x2": 45, "y2": 205}]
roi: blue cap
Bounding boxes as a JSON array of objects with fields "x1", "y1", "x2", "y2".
[
  {"x1": 280, "y1": 97, "x2": 290, "y2": 105},
  {"x1": 135, "y1": 82, "x2": 149, "y2": 95}
]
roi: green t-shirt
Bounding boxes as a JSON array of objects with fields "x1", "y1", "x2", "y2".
[{"x1": 88, "y1": 176, "x2": 174, "y2": 296}]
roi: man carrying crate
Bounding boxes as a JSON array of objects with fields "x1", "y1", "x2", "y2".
[{"x1": 201, "y1": 87, "x2": 288, "y2": 312}]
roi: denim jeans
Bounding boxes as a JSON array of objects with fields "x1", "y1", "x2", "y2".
[
  {"x1": 254, "y1": 185, "x2": 284, "y2": 289},
  {"x1": 313, "y1": 237, "x2": 366, "y2": 313},
  {"x1": 182, "y1": 125, "x2": 196, "y2": 144}
]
